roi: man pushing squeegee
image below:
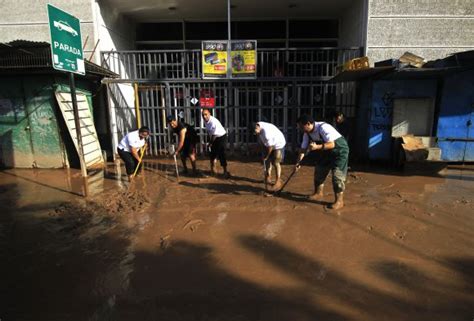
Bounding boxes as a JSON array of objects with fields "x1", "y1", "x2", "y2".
[{"x1": 294, "y1": 114, "x2": 349, "y2": 210}]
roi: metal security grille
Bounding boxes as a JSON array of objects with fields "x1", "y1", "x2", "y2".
[
  {"x1": 102, "y1": 47, "x2": 362, "y2": 156},
  {"x1": 102, "y1": 48, "x2": 361, "y2": 80}
]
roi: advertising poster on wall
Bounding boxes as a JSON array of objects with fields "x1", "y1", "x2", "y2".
[
  {"x1": 202, "y1": 41, "x2": 228, "y2": 79},
  {"x1": 230, "y1": 40, "x2": 257, "y2": 78},
  {"x1": 199, "y1": 89, "x2": 215, "y2": 107},
  {"x1": 201, "y1": 40, "x2": 257, "y2": 79}
]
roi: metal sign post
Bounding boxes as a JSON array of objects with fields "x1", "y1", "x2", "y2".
[
  {"x1": 201, "y1": 0, "x2": 256, "y2": 80},
  {"x1": 47, "y1": 3, "x2": 88, "y2": 196},
  {"x1": 227, "y1": 0, "x2": 231, "y2": 79}
]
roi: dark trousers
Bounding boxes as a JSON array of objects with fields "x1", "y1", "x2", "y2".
[
  {"x1": 210, "y1": 135, "x2": 227, "y2": 167},
  {"x1": 314, "y1": 137, "x2": 349, "y2": 193},
  {"x1": 117, "y1": 148, "x2": 141, "y2": 175}
]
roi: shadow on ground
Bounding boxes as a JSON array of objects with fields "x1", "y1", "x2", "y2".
[{"x1": 1, "y1": 169, "x2": 473, "y2": 321}]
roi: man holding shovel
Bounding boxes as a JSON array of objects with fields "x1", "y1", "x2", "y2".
[
  {"x1": 201, "y1": 109, "x2": 230, "y2": 178},
  {"x1": 117, "y1": 126, "x2": 150, "y2": 181},
  {"x1": 295, "y1": 114, "x2": 349, "y2": 210},
  {"x1": 254, "y1": 121, "x2": 286, "y2": 191},
  {"x1": 167, "y1": 115, "x2": 199, "y2": 175}
]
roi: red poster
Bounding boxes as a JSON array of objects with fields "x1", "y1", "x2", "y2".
[{"x1": 199, "y1": 89, "x2": 215, "y2": 107}]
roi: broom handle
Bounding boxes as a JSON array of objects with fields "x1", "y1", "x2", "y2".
[
  {"x1": 173, "y1": 154, "x2": 180, "y2": 180},
  {"x1": 276, "y1": 167, "x2": 297, "y2": 193},
  {"x1": 132, "y1": 144, "x2": 146, "y2": 177}
]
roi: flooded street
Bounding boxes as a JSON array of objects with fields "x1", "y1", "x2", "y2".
[{"x1": 1, "y1": 160, "x2": 473, "y2": 321}]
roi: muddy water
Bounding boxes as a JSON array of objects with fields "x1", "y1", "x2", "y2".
[{"x1": 0, "y1": 161, "x2": 473, "y2": 320}]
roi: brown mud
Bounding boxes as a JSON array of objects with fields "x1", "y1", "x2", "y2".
[{"x1": 0, "y1": 160, "x2": 473, "y2": 320}]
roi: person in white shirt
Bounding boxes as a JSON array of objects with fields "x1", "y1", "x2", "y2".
[
  {"x1": 295, "y1": 114, "x2": 349, "y2": 210},
  {"x1": 202, "y1": 109, "x2": 229, "y2": 178},
  {"x1": 254, "y1": 121, "x2": 286, "y2": 191},
  {"x1": 117, "y1": 126, "x2": 149, "y2": 181}
]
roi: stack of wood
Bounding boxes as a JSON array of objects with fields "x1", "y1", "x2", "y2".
[{"x1": 336, "y1": 56, "x2": 370, "y2": 74}]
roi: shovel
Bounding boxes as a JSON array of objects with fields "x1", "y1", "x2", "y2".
[
  {"x1": 132, "y1": 144, "x2": 147, "y2": 177},
  {"x1": 126, "y1": 144, "x2": 146, "y2": 193}
]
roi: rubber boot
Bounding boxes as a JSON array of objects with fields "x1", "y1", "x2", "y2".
[
  {"x1": 329, "y1": 192, "x2": 344, "y2": 210},
  {"x1": 308, "y1": 184, "x2": 324, "y2": 201},
  {"x1": 191, "y1": 160, "x2": 198, "y2": 176},
  {"x1": 223, "y1": 166, "x2": 230, "y2": 179}
]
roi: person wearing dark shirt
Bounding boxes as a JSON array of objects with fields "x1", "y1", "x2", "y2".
[
  {"x1": 334, "y1": 111, "x2": 351, "y2": 142},
  {"x1": 167, "y1": 115, "x2": 199, "y2": 175}
]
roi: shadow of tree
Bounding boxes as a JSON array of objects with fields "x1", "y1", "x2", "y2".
[
  {"x1": 370, "y1": 260, "x2": 474, "y2": 318},
  {"x1": 238, "y1": 234, "x2": 474, "y2": 321},
  {"x1": 179, "y1": 180, "x2": 330, "y2": 206},
  {"x1": 2, "y1": 171, "x2": 473, "y2": 321},
  {"x1": 227, "y1": 173, "x2": 264, "y2": 184},
  {"x1": 0, "y1": 182, "x2": 136, "y2": 321},
  {"x1": 115, "y1": 240, "x2": 348, "y2": 321},
  {"x1": 179, "y1": 180, "x2": 264, "y2": 196}
]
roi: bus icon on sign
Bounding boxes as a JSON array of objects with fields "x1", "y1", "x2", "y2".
[{"x1": 53, "y1": 20, "x2": 78, "y2": 37}]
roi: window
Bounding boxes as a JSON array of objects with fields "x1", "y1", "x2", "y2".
[
  {"x1": 234, "y1": 21, "x2": 285, "y2": 39},
  {"x1": 289, "y1": 20, "x2": 338, "y2": 39},
  {"x1": 186, "y1": 22, "x2": 228, "y2": 40},
  {"x1": 136, "y1": 23, "x2": 183, "y2": 41},
  {"x1": 135, "y1": 19, "x2": 340, "y2": 49}
]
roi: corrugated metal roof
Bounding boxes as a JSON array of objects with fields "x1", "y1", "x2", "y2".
[
  {"x1": 0, "y1": 40, "x2": 118, "y2": 78},
  {"x1": 382, "y1": 67, "x2": 470, "y2": 80},
  {"x1": 330, "y1": 50, "x2": 474, "y2": 83},
  {"x1": 329, "y1": 67, "x2": 395, "y2": 82},
  {"x1": 330, "y1": 66, "x2": 473, "y2": 82}
]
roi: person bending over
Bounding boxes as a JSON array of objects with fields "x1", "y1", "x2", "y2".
[
  {"x1": 117, "y1": 126, "x2": 149, "y2": 181},
  {"x1": 295, "y1": 114, "x2": 349, "y2": 210},
  {"x1": 254, "y1": 121, "x2": 286, "y2": 191},
  {"x1": 167, "y1": 115, "x2": 199, "y2": 175}
]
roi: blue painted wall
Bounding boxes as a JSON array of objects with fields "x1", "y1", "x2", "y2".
[
  {"x1": 368, "y1": 80, "x2": 437, "y2": 160},
  {"x1": 437, "y1": 70, "x2": 474, "y2": 162},
  {"x1": 354, "y1": 79, "x2": 371, "y2": 160}
]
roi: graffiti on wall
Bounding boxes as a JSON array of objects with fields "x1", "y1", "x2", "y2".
[
  {"x1": 371, "y1": 92, "x2": 395, "y2": 121},
  {"x1": 0, "y1": 98, "x2": 26, "y2": 122},
  {"x1": 369, "y1": 91, "x2": 395, "y2": 151}
]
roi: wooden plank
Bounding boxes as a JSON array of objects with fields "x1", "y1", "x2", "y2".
[{"x1": 55, "y1": 92, "x2": 104, "y2": 169}]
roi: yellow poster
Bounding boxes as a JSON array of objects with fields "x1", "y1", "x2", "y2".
[
  {"x1": 202, "y1": 41, "x2": 228, "y2": 79},
  {"x1": 231, "y1": 41, "x2": 257, "y2": 78},
  {"x1": 201, "y1": 40, "x2": 257, "y2": 79}
]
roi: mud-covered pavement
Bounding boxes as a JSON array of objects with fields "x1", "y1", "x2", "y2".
[{"x1": 1, "y1": 160, "x2": 473, "y2": 321}]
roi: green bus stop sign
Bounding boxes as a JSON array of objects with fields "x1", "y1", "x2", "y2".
[{"x1": 47, "y1": 4, "x2": 85, "y2": 75}]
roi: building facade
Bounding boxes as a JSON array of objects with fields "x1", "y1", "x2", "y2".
[
  {"x1": 1, "y1": 0, "x2": 473, "y2": 160},
  {"x1": 1, "y1": 0, "x2": 472, "y2": 68}
]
